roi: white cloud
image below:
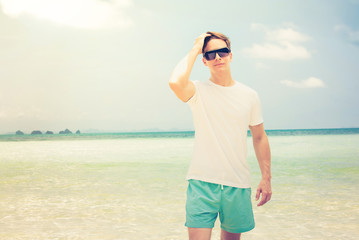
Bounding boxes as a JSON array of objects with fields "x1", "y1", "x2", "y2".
[
  {"x1": 334, "y1": 24, "x2": 359, "y2": 45},
  {"x1": 243, "y1": 23, "x2": 311, "y2": 60},
  {"x1": 267, "y1": 28, "x2": 309, "y2": 43},
  {"x1": 244, "y1": 42, "x2": 310, "y2": 60},
  {"x1": 252, "y1": 23, "x2": 310, "y2": 43},
  {"x1": 280, "y1": 77, "x2": 325, "y2": 88},
  {"x1": 0, "y1": 0, "x2": 133, "y2": 29}
]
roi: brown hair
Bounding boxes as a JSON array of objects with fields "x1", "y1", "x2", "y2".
[{"x1": 202, "y1": 31, "x2": 231, "y2": 54}]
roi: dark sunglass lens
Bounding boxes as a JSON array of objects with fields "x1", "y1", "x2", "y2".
[
  {"x1": 218, "y1": 52, "x2": 229, "y2": 58},
  {"x1": 217, "y1": 48, "x2": 229, "y2": 58},
  {"x1": 206, "y1": 52, "x2": 216, "y2": 61}
]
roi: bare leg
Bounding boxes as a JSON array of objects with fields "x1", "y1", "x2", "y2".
[
  {"x1": 188, "y1": 227, "x2": 212, "y2": 240},
  {"x1": 220, "y1": 229, "x2": 241, "y2": 240}
]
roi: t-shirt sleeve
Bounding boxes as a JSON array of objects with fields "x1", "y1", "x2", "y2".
[
  {"x1": 249, "y1": 93, "x2": 264, "y2": 126},
  {"x1": 186, "y1": 80, "x2": 198, "y2": 106}
]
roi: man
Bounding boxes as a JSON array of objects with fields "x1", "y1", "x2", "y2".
[{"x1": 169, "y1": 32, "x2": 272, "y2": 240}]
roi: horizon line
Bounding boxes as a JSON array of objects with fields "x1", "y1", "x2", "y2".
[{"x1": 2, "y1": 126, "x2": 359, "y2": 135}]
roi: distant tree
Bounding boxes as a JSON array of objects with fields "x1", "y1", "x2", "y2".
[
  {"x1": 31, "y1": 130, "x2": 42, "y2": 135},
  {"x1": 76, "y1": 130, "x2": 81, "y2": 134},
  {"x1": 16, "y1": 130, "x2": 24, "y2": 135},
  {"x1": 45, "y1": 131, "x2": 54, "y2": 134},
  {"x1": 59, "y1": 129, "x2": 72, "y2": 134},
  {"x1": 65, "y1": 129, "x2": 72, "y2": 134}
]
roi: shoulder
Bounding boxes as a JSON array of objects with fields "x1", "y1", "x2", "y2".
[
  {"x1": 191, "y1": 80, "x2": 213, "y2": 93},
  {"x1": 235, "y1": 82, "x2": 259, "y2": 97},
  {"x1": 236, "y1": 82, "x2": 257, "y2": 93},
  {"x1": 193, "y1": 80, "x2": 210, "y2": 87}
]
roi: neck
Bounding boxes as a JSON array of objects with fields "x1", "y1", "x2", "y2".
[{"x1": 209, "y1": 70, "x2": 234, "y2": 87}]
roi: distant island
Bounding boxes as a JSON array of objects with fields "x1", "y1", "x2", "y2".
[
  {"x1": 31, "y1": 130, "x2": 42, "y2": 135},
  {"x1": 59, "y1": 129, "x2": 72, "y2": 134},
  {"x1": 15, "y1": 129, "x2": 81, "y2": 135}
]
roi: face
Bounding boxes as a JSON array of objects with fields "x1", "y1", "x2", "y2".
[{"x1": 202, "y1": 39, "x2": 232, "y2": 71}]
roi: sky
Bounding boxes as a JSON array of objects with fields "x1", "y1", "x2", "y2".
[{"x1": 0, "y1": 0, "x2": 358, "y2": 134}]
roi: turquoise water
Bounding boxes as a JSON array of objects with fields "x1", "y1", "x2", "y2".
[
  {"x1": 1, "y1": 128, "x2": 358, "y2": 142},
  {"x1": 0, "y1": 129, "x2": 358, "y2": 239}
]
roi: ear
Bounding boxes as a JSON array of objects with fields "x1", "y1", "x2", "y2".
[
  {"x1": 229, "y1": 52, "x2": 233, "y2": 62},
  {"x1": 202, "y1": 57, "x2": 208, "y2": 66}
]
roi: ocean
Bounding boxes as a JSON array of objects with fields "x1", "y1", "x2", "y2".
[{"x1": 0, "y1": 128, "x2": 358, "y2": 240}]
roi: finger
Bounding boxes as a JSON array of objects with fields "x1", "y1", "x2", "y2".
[
  {"x1": 198, "y1": 33, "x2": 206, "y2": 38},
  {"x1": 200, "y1": 33, "x2": 211, "y2": 39},
  {"x1": 256, "y1": 188, "x2": 261, "y2": 201},
  {"x1": 260, "y1": 192, "x2": 270, "y2": 206},
  {"x1": 258, "y1": 192, "x2": 272, "y2": 206},
  {"x1": 257, "y1": 193, "x2": 267, "y2": 206}
]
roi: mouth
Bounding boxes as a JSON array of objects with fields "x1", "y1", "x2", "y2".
[{"x1": 214, "y1": 63, "x2": 224, "y2": 66}]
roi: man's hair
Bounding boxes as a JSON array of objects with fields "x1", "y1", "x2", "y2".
[{"x1": 202, "y1": 31, "x2": 231, "y2": 54}]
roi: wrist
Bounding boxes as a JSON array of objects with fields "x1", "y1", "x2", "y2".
[
  {"x1": 191, "y1": 46, "x2": 202, "y2": 56},
  {"x1": 261, "y1": 175, "x2": 271, "y2": 181}
]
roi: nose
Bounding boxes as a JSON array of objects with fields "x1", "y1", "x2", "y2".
[{"x1": 215, "y1": 52, "x2": 221, "y2": 60}]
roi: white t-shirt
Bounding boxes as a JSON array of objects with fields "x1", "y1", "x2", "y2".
[{"x1": 186, "y1": 80, "x2": 263, "y2": 188}]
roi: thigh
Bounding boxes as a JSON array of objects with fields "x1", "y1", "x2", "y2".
[
  {"x1": 221, "y1": 229, "x2": 241, "y2": 240},
  {"x1": 185, "y1": 180, "x2": 221, "y2": 229},
  {"x1": 188, "y1": 227, "x2": 212, "y2": 240},
  {"x1": 219, "y1": 187, "x2": 255, "y2": 234}
]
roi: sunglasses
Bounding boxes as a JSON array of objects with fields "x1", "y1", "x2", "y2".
[{"x1": 203, "y1": 47, "x2": 231, "y2": 61}]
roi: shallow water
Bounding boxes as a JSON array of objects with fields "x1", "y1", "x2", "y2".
[{"x1": 0, "y1": 134, "x2": 358, "y2": 239}]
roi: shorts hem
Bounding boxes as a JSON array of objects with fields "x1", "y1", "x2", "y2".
[
  {"x1": 221, "y1": 224, "x2": 255, "y2": 234},
  {"x1": 185, "y1": 222, "x2": 214, "y2": 229}
]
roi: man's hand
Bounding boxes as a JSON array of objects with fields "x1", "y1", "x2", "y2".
[
  {"x1": 193, "y1": 33, "x2": 211, "y2": 55},
  {"x1": 256, "y1": 178, "x2": 272, "y2": 206}
]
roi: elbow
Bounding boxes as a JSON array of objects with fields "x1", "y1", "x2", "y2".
[
  {"x1": 169, "y1": 81, "x2": 179, "y2": 92},
  {"x1": 169, "y1": 76, "x2": 186, "y2": 90},
  {"x1": 253, "y1": 132, "x2": 267, "y2": 144},
  {"x1": 252, "y1": 136, "x2": 262, "y2": 145}
]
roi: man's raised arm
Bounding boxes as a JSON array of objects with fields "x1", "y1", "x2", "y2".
[{"x1": 169, "y1": 33, "x2": 209, "y2": 102}]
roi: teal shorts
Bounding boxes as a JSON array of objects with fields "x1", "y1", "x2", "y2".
[{"x1": 185, "y1": 179, "x2": 255, "y2": 233}]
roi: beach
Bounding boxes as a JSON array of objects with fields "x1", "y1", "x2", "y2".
[{"x1": 0, "y1": 130, "x2": 358, "y2": 239}]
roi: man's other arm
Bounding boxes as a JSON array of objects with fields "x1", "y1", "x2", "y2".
[{"x1": 249, "y1": 123, "x2": 272, "y2": 206}]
